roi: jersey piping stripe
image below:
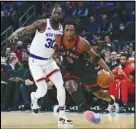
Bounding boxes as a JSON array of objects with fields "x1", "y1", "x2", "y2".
[
  {"x1": 29, "y1": 53, "x2": 51, "y2": 60},
  {"x1": 65, "y1": 75, "x2": 80, "y2": 80},
  {"x1": 46, "y1": 69, "x2": 60, "y2": 79},
  {"x1": 36, "y1": 77, "x2": 45, "y2": 82}
]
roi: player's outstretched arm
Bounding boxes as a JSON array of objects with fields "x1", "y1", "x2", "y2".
[
  {"x1": 8, "y1": 19, "x2": 46, "y2": 43},
  {"x1": 79, "y1": 37, "x2": 111, "y2": 72}
]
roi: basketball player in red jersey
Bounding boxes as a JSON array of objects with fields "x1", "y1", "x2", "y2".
[{"x1": 55, "y1": 19, "x2": 119, "y2": 117}]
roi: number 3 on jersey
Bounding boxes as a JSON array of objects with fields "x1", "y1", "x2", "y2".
[{"x1": 45, "y1": 38, "x2": 55, "y2": 48}]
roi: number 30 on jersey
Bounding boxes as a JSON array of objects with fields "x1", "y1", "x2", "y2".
[{"x1": 45, "y1": 38, "x2": 55, "y2": 48}]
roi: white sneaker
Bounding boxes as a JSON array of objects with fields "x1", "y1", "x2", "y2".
[
  {"x1": 58, "y1": 116, "x2": 73, "y2": 125},
  {"x1": 106, "y1": 103, "x2": 119, "y2": 117},
  {"x1": 30, "y1": 92, "x2": 40, "y2": 114}
]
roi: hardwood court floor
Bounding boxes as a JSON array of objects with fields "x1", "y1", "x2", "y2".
[{"x1": 1, "y1": 111, "x2": 134, "y2": 128}]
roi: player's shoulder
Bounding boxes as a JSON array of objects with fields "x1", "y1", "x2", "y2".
[
  {"x1": 78, "y1": 36, "x2": 90, "y2": 47},
  {"x1": 33, "y1": 19, "x2": 47, "y2": 27}
]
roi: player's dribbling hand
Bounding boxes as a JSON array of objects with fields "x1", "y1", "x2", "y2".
[
  {"x1": 8, "y1": 33, "x2": 18, "y2": 43},
  {"x1": 109, "y1": 71, "x2": 115, "y2": 79}
]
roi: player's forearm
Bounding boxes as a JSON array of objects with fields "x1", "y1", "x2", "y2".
[
  {"x1": 13, "y1": 27, "x2": 34, "y2": 37},
  {"x1": 13, "y1": 27, "x2": 25, "y2": 37},
  {"x1": 97, "y1": 58, "x2": 111, "y2": 72}
]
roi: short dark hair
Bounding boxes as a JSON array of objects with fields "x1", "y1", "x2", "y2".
[
  {"x1": 63, "y1": 18, "x2": 77, "y2": 30},
  {"x1": 52, "y1": 3, "x2": 62, "y2": 10},
  {"x1": 120, "y1": 53, "x2": 129, "y2": 59}
]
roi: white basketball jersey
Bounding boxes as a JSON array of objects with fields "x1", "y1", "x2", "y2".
[{"x1": 30, "y1": 19, "x2": 63, "y2": 58}]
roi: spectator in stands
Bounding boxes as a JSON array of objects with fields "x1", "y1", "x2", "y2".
[
  {"x1": 116, "y1": 22, "x2": 133, "y2": 44},
  {"x1": 104, "y1": 51, "x2": 111, "y2": 68},
  {"x1": 10, "y1": 52, "x2": 16, "y2": 58},
  {"x1": 1, "y1": 56, "x2": 22, "y2": 110},
  {"x1": 6, "y1": 52, "x2": 16, "y2": 63},
  {"x1": 22, "y1": 49, "x2": 28, "y2": 61},
  {"x1": 97, "y1": 2, "x2": 108, "y2": 15},
  {"x1": 119, "y1": 23, "x2": 127, "y2": 41},
  {"x1": 91, "y1": 42, "x2": 100, "y2": 54},
  {"x1": 20, "y1": 70, "x2": 36, "y2": 110},
  {"x1": 80, "y1": 29, "x2": 91, "y2": 43},
  {"x1": 1, "y1": 58, "x2": 8, "y2": 107},
  {"x1": 20, "y1": 55, "x2": 36, "y2": 110},
  {"x1": 1, "y1": 2, "x2": 14, "y2": 13},
  {"x1": 91, "y1": 32, "x2": 99, "y2": 43},
  {"x1": 63, "y1": 2, "x2": 75, "y2": 17},
  {"x1": 72, "y1": 2, "x2": 89, "y2": 30},
  {"x1": 110, "y1": 51, "x2": 118, "y2": 70},
  {"x1": 128, "y1": 46, "x2": 135, "y2": 61},
  {"x1": 116, "y1": 53, "x2": 121, "y2": 64},
  {"x1": 98, "y1": 14, "x2": 113, "y2": 38},
  {"x1": 14, "y1": 41, "x2": 23, "y2": 61},
  {"x1": 16, "y1": 51, "x2": 31, "y2": 110},
  {"x1": 86, "y1": 16, "x2": 99, "y2": 34},
  {"x1": 1, "y1": 8, "x2": 15, "y2": 32},
  {"x1": 72, "y1": 2, "x2": 88, "y2": 17},
  {"x1": 70, "y1": 2, "x2": 80, "y2": 9},
  {"x1": 128, "y1": 46, "x2": 134, "y2": 57},
  {"x1": 5, "y1": 47, "x2": 11, "y2": 58},
  {"x1": 104, "y1": 35, "x2": 115, "y2": 51},
  {"x1": 1, "y1": 5, "x2": 10, "y2": 17},
  {"x1": 119, "y1": 8, "x2": 130, "y2": 25}
]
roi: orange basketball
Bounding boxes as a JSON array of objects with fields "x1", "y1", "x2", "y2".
[{"x1": 97, "y1": 70, "x2": 114, "y2": 88}]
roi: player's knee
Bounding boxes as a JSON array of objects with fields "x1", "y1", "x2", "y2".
[
  {"x1": 65, "y1": 80, "x2": 78, "y2": 94},
  {"x1": 55, "y1": 79, "x2": 64, "y2": 89},
  {"x1": 51, "y1": 72, "x2": 64, "y2": 89}
]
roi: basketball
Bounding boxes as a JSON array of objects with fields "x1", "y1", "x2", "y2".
[
  {"x1": 85, "y1": 111, "x2": 101, "y2": 124},
  {"x1": 97, "y1": 70, "x2": 114, "y2": 88}
]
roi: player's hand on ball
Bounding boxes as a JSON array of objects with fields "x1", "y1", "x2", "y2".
[
  {"x1": 97, "y1": 69, "x2": 114, "y2": 88},
  {"x1": 109, "y1": 71, "x2": 115, "y2": 79}
]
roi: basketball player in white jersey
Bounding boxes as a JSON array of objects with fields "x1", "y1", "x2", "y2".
[{"x1": 8, "y1": 4, "x2": 73, "y2": 124}]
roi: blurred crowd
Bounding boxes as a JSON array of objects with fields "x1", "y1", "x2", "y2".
[{"x1": 1, "y1": 2, "x2": 135, "y2": 113}]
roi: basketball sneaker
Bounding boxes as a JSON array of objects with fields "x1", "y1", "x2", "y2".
[
  {"x1": 106, "y1": 103, "x2": 119, "y2": 117},
  {"x1": 30, "y1": 92, "x2": 41, "y2": 114},
  {"x1": 58, "y1": 116, "x2": 73, "y2": 125}
]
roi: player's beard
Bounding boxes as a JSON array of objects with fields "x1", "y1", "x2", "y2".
[
  {"x1": 116, "y1": 59, "x2": 120, "y2": 64},
  {"x1": 120, "y1": 63, "x2": 126, "y2": 68},
  {"x1": 50, "y1": 17, "x2": 60, "y2": 28},
  {"x1": 52, "y1": 17, "x2": 60, "y2": 24}
]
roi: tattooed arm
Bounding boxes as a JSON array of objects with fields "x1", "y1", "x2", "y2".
[{"x1": 8, "y1": 19, "x2": 46, "y2": 42}]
